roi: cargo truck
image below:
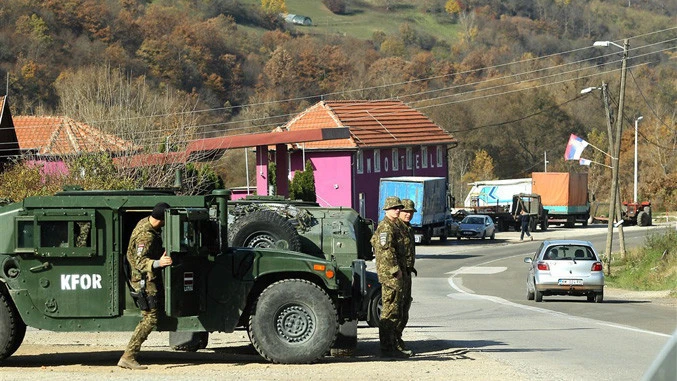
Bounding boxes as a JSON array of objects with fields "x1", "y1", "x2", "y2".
[
  {"x1": 531, "y1": 172, "x2": 590, "y2": 228},
  {"x1": 378, "y1": 177, "x2": 454, "y2": 244}
]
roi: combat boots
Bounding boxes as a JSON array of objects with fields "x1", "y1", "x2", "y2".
[{"x1": 117, "y1": 354, "x2": 148, "y2": 370}]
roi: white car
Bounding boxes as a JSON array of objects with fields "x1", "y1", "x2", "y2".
[
  {"x1": 524, "y1": 240, "x2": 605, "y2": 302},
  {"x1": 457, "y1": 214, "x2": 496, "y2": 240}
]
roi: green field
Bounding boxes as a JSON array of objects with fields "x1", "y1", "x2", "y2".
[{"x1": 241, "y1": 0, "x2": 461, "y2": 43}]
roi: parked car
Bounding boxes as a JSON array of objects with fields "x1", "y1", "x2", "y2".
[
  {"x1": 524, "y1": 240, "x2": 604, "y2": 303},
  {"x1": 457, "y1": 214, "x2": 496, "y2": 240}
]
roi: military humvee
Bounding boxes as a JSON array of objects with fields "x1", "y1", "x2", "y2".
[{"x1": 0, "y1": 188, "x2": 371, "y2": 364}]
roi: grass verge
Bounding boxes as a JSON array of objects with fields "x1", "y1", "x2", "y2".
[{"x1": 606, "y1": 228, "x2": 677, "y2": 297}]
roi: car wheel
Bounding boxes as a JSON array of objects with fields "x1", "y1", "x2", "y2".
[
  {"x1": 0, "y1": 291, "x2": 26, "y2": 360},
  {"x1": 248, "y1": 279, "x2": 338, "y2": 364},
  {"x1": 587, "y1": 294, "x2": 595, "y2": 302},
  {"x1": 457, "y1": 236, "x2": 461, "y2": 241},
  {"x1": 526, "y1": 288, "x2": 534, "y2": 301},
  {"x1": 594, "y1": 292, "x2": 604, "y2": 303},
  {"x1": 482, "y1": 231, "x2": 487, "y2": 240},
  {"x1": 534, "y1": 289, "x2": 543, "y2": 302},
  {"x1": 490, "y1": 230, "x2": 495, "y2": 240},
  {"x1": 367, "y1": 290, "x2": 382, "y2": 328}
]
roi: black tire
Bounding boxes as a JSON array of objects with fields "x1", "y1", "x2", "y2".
[
  {"x1": 457, "y1": 235, "x2": 461, "y2": 241},
  {"x1": 637, "y1": 211, "x2": 651, "y2": 227},
  {"x1": 565, "y1": 216, "x2": 575, "y2": 228},
  {"x1": 229, "y1": 210, "x2": 301, "y2": 251},
  {"x1": 367, "y1": 289, "x2": 382, "y2": 328},
  {"x1": 594, "y1": 292, "x2": 604, "y2": 303},
  {"x1": 540, "y1": 216, "x2": 549, "y2": 231},
  {"x1": 535, "y1": 289, "x2": 543, "y2": 302},
  {"x1": 0, "y1": 292, "x2": 26, "y2": 360},
  {"x1": 490, "y1": 230, "x2": 495, "y2": 240},
  {"x1": 248, "y1": 279, "x2": 338, "y2": 364},
  {"x1": 587, "y1": 294, "x2": 595, "y2": 302},
  {"x1": 527, "y1": 286, "x2": 535, "y2": 301}
]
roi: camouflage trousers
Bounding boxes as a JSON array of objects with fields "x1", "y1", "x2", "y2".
[
  {"x1": 379, "y1": 281, "x2": 404, "y2": 351},
  {"x1": 124, "y1": 308, "x2": 158, "y2": 357},
  {"x1": 397, "y1": 273, "x2": 412, "y2": 340}
]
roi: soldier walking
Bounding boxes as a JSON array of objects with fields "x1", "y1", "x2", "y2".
[
  {"x1": 118, "y1": 202, "x2": 173, "y2": 370},
  {"x1": 370, "y1": 196, "x2": 412, "y2": 358},
  {"x1": 397, "y1": 199, "x2": 417, "y2": 354}
]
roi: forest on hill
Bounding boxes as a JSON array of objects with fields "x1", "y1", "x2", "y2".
[{"x1": 0, "y1": 0, "x2": 675, "y2": 209}]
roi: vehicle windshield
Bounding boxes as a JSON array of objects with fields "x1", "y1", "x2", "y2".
[
  {"x1": 462, "y1": 217, "x2": 484, "y2": 225},
  {"x1": 543, "y1": 245, "x2": 596, "y2": 260}
]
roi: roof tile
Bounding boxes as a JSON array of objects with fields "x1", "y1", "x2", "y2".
[{"x1": 283, "y1": 100, "x2": 456, "y2": 149}]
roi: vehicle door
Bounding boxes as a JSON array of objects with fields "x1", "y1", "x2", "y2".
[
  {"x1": 14, "y1": 209, "x2": 117, "y2": 318},
  {"x1": 162, "y1": 206, "x2": 234, "y2": 318}
]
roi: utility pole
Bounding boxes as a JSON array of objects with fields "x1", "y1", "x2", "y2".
[{"x1": 595, "y1": 39, "x2": 629, "y2": 268}]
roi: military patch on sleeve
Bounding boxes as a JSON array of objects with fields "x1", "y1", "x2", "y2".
[
  {"x1": 136, "y1": 244, "x2": 145, "y2": 256},
  {"x1": 379, "y1": 232, "x2": 388, "y2": 246}
]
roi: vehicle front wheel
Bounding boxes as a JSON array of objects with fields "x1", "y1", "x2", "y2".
[
  {"x1": 490, "y1": 230, "x2": 495, "y2": 240},
  {"x1": 534, "y1": 289, "x2": 543, "y2": 302},
  {"x1": 248, "y1": 279, "x2": 338, "y2": 364},
  {"x1": 0, "y1": 291, "x2": 26, "y2": 360}
]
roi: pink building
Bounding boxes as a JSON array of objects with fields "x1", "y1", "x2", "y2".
[{"x1": 277, "y1": 100, "x2": 458, "y2": 222}]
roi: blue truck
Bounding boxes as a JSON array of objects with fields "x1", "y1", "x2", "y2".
[{"x1": 378, "y1": 176, "x2": 455, "y2": 244}]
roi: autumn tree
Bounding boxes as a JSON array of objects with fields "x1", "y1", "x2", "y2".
[
  {"x1": 261, "y1": 0, "x2": 287, "y2": 14},
  {"x1": 461, "y1": 149, "x2": 497, "y2": 185}
]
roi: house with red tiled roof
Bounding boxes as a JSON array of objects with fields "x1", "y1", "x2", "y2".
[
  {"x1": 280, "y1": 100, "x2": 458, "y2": 222},
  {"x1": 10, "y1": 115, "x2": 139, "y2": 177},
  {"x1": 13, "y1": 116, "x2": 138, "y2": 156}
]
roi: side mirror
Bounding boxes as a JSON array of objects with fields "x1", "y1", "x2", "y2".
[{"x1": 524, "y1": 257, "x2": 533, "y2": 264}]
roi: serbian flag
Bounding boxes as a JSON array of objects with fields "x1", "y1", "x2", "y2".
[
  {"x1": 564, "y1": 134, "x2": 589, "y2": 160},
  {"x1": 579, "y1": 158, "x2": 592, "y2": 166}
]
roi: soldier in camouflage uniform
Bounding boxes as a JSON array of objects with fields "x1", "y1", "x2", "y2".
[
  {"x1": 118, "y1": 202, "x2": 173, "y2": 370},
  {"x1": 370, "y1": 196, "x2": 412, "y2": 358},
  {"x1": 397, "y1": 199, "x2": 417, "y2": 353}
]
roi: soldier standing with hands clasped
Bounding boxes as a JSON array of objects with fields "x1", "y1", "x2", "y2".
[
  {"x1": 118, "y1": 202, "x2": 173, "y2": 370},
  {"x1": 397, "y1": 199, "x2": 417, "y2": 354},
  {"x1": 370, "y1": 196, "x2": 413, "y2": 358}
]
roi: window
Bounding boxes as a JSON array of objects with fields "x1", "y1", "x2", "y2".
[
  {"x1": 392, "y1": 148, "x2": 399, "y2": 171},
  {"x1": 421, "y1": 146, "x2": 428, "y2": 168},
  {"x1": 437, "y1": 145, "x2": 444, "y2": 167},
  {"x1": 25, "y1": 209, "x2": 97, "y2": 257},
  {"x1": 374, "y1": 149, "x2": 381, "y2": 172},
  {"x1": 406, "y1": 147, "x2": 413, "y2": 169},
  {"x1": 356, "y1": 150, "x2": 363, "y2": 174}
]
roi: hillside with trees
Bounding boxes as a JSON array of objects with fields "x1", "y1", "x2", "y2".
[{"x1": 0, "y1": 0, "x2": 674, "y2": 209}]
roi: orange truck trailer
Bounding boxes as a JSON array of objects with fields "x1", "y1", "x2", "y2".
[{"x1": 531, "y1": 172, "x2": 590, "y2": 228}]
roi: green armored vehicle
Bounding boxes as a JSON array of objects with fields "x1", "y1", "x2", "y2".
[{"x1": 0, "y1": 188, "x2": 371, "y2": 364}]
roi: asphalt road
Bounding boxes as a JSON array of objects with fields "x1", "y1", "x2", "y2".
[{"x1": 407, "y1": 222, "x2": 677, "y2": 380}]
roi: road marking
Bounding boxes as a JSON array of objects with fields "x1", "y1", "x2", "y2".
[{"x1": 447, "y1": 266, "x2": 507, "y2": 275}]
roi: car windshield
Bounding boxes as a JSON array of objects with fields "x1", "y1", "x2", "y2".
[
  {"x1": 543, "y1": 245, "x2": 596, "y2": 260},
  {"x1": 462, "y1": 217, "x2": 484, "y2": 225}
]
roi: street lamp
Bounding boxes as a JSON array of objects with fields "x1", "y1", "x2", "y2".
[
  {"x1": 634, "y1": 116, "x2": 643, "y2": 203},
  {"x1": 593, "y1": 38, "x2": 629, "y2": 266}
]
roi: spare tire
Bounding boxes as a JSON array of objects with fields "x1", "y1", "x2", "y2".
[{"x1": 228, "y1": 210, "x2": 301, "y2": 251}]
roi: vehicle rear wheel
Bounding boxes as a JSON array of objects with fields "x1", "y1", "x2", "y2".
[
  {"x1": 229, "y1": 210, "x2": 301, "y2": 251},
  {"x1": 587, "y1": 294, "x2": 595, "y2": 302},
  {"x1": 637, "y1": 211, "x2": 651, "y2": 226},
  {"x1": 367, "y1": 289, "x2": 382, "y2": 328},
  {"x1": 594, "y1": 292, "x2": 604, "y2": 303},
  {"x1": 534, "y1": 289, "x2": 543, "y2": 302},
  {"x1": 0, "y1": 291, "x2": 26, "y2": 360},
  {"x1": 527, "y1": 288, "x2": 535, "y2": 301},
  {"x1": 457, "y1": 236, "x2": 461, "y2": 241},
  {"x1": 248, "y1": 279, "x2": 338, "y2": 364}
]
